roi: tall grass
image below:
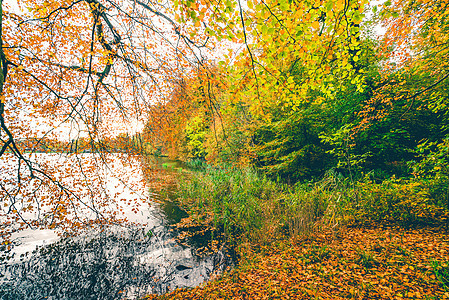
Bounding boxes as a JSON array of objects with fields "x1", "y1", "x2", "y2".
[
  {"x1": 175, "y1": 164, "x2": 449, "y2": 246},
  {"x1": 176, "y1": 165, "x2": 354, "y2": 244}
]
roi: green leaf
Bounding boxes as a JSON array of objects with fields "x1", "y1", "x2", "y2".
[{"x1": 262, "y1": 24, "x2": 269, "y2": 34}]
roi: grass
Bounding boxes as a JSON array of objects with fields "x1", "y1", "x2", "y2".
[
  {"x1": 175, "y1": 164, "x2": 358, "y2": 245},
  {"x1": 304, "y1": 245, "x2": 331, "y2": 264},
  {"x1": 176, "y1": 164, "x2": 279, "y2": 243},
  {"x1": 143, "y1": 162, "x2": 449, "y2": 299},
  {"x1": 431, "y1": 259, "x2": 449, "y2": 291},
  {"x1": 174, "y1": 164, "x2": 449, "y2": 247},
  {"x1": 356, "y1": 248, "x2": 377, "y2": 268}
]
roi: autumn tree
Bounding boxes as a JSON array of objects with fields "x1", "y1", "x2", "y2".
[
  {"x1": 4, "y1": 0, "x2": 445, "y2": 239},
  {"x1": 152, "y1": 0, "x2": 375, "y2": 174},
  {"x1": 359, "y1": 0, "x2": 449, "y2": 127},
  {"x1": 0, "y1": 0, "x2": 228, "y2": 238}
]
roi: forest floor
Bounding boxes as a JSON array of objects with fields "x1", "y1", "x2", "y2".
[{"x1": 145, "y1": 226, "x2": 449, "y2": 299}]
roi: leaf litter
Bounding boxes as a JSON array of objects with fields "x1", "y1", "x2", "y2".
[{"x1": 145, "y1": 226, "x2": 449, "y2": 299}]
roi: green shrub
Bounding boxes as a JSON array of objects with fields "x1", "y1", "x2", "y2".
[
  {"x1": 176, "y1": 165, "x2": 279, "y2": 241},
  {"x1": 352, "y1": 178, "x2": 449, "y2": 227},
  {"x1": 175, "y1": 164, "x2": 449, "y2": 248}
]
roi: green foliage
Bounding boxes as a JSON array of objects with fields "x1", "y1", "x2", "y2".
[
  {"x1": 177, "y1": 165, "x2": 280, "y2": 241},
  {"x1": 351, "y1": 178, "x2": 449, "y2": 227},
  {"x1": 426, "y1": 175, "x2": 449, "y2": 211},
  {"x1": 411, "y1": 138, "x2": 449, "y2": 210},
  {"x1": 176, "y1": 167, "x2": 357, "y2": 243},
  {"x1": 184, "y1": 158, "x2": 208, "y2": 170},
  {"x1": 414, "y1": 138, "x2": 449, "y2": 176},
  {"x1": 357, "y1": 103, "x2": 445, "y2": 176},
  {"x1": 356, "y1": 249, "x2": 377, "y2": 268},
  {"x1": 320, "y1": 124, "x2": 372, "y2": 177},
  {"x1": 303, "y1": 245, "x2": 331, "y2": 264},
  {"x1": 254, "y1": 107, "x2": 330, "y2": 182},
  {"x1": 184, "y1": 115, "x2": 208, "y2": 159},
  {"x1": 174, "y1": 164, "x2": 449, "y2": 249}
]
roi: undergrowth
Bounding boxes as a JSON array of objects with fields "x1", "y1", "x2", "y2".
[
  {"x1": 145, "y1": 163, "x2": 449, "y2": 299},
  {"x1": 431, "y1": 259, "x2": 449, "y2": 291},
  {"x1": 175, "y1": 163, "x2": 449, "y2": 247},
  {"x1": 176, "y1": 164, "x2": 346, "y2": 245}
]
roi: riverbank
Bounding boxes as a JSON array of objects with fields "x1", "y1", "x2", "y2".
[
  {"x1": 145, "y1": 226, "x2": 448, "y2": 299},
  {"x1": 144, "y1": 163, "x2": 449, "y2": 299}
]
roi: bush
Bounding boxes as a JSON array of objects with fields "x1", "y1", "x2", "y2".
[
  {"x1": 352, "y1": 178, "x2": 449, "y2": 227},
  {"x1": 176, "y1": 165, "x2": 280, "y2": 242},
  {"x1": 175, "y1": 165, "x2": 449, "y2": 249}
]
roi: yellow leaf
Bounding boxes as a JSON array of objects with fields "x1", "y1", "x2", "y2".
[
  {"x1": 312, "y1": 21, "x2": 320, "y2": 30},
  {"x1": 336, "y1": 1, "x2": 345, "y2": 11}
]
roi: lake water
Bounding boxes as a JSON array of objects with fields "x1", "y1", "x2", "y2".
[{"x1": 0, "y1": 154, "x2": 229, "y2": 299}]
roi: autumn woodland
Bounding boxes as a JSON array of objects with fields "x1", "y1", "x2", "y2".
[{"x1": 1, "y1": 0, "x2": 449, "y2": 298}]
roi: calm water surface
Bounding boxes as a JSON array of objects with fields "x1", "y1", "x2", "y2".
[{"x1": 0, "y1": 155, "x2": 229, "y2": 300}]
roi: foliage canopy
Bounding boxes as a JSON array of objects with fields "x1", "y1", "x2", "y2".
[{"x1": 1, "y1": 0, "x2": 449, "y2": 237}]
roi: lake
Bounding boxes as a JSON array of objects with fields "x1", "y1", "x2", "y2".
[{"x1": 0, "y1": 154, "x2": 229, "y2": 299}]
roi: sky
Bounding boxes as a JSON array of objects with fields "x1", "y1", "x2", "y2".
[{"x1": 4, "y1": 0, "x2": 20, "y2": 14}]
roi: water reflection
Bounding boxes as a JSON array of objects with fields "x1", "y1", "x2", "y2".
[
  {"x1": 1, "y1": 226, "x2": 228, "y2": 299},
  {"x1": 0, "y1": 155, "x2": 230, "y2": 300},
  {"x1": 158, "y1": 201, "x2": 189, "y2": 225}
]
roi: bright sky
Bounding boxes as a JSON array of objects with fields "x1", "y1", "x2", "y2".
[{"x1": 3, "y1": 0, "x2": 20, "y2": 14}]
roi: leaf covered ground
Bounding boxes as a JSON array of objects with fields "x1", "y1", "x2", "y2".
[{"x1": 146, "y1": 226, "x2": 449, "y2": 299}]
